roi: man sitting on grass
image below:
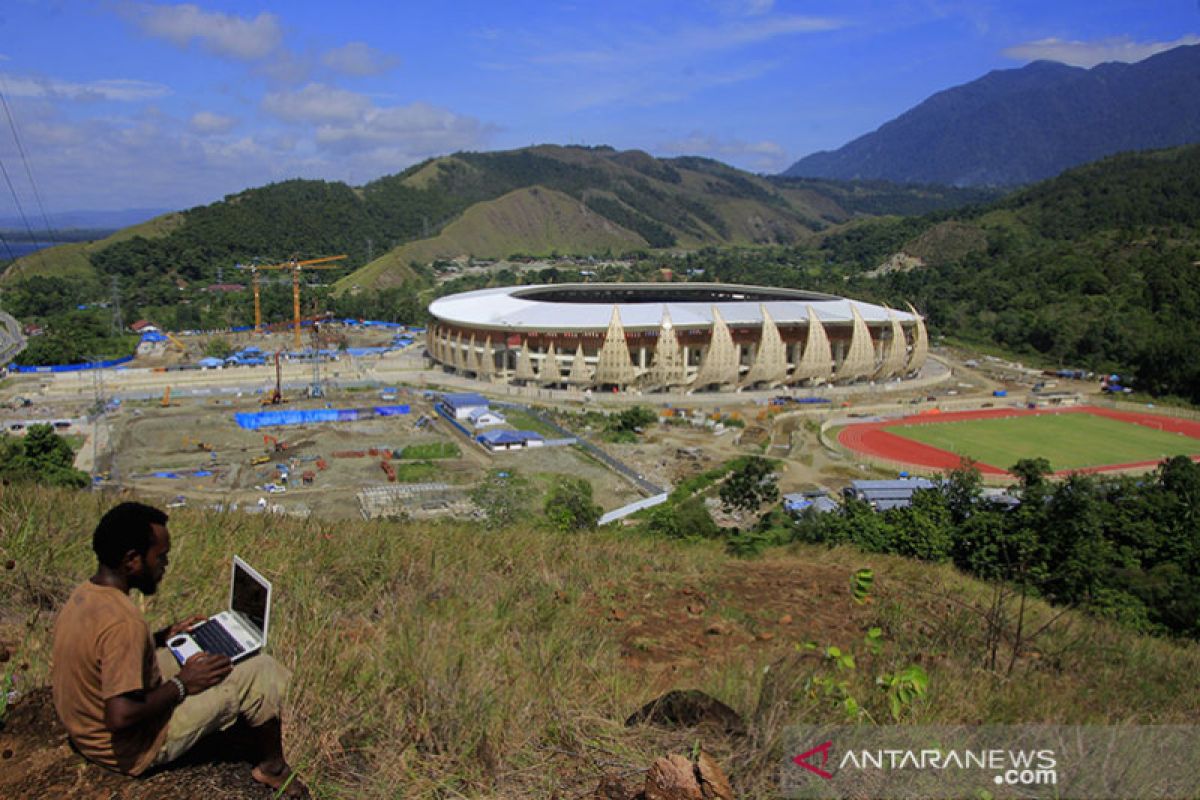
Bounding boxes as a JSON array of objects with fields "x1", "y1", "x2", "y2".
[{"x1": 50, "y1": 502, "x2": 307, "y2": 797}]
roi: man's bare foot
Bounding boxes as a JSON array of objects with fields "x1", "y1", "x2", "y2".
[{"x1": 251, "y1": 761, "x2": 309, "y2": 798}]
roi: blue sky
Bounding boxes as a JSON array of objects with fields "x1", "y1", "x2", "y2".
[{"x1": 0, "y1": 0, "x2": 1197, "y2": 213}]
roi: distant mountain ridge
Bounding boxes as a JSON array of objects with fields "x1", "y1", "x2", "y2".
[
  {"x1": 0, "y1": 208, "x2": 169, "y2": 231},
  {"x1": 784, "y1": 44, "x2": 1200, "y2": 186},
  {"x1": 1, "y1": 145, "x2": 987, "y2": 292}
]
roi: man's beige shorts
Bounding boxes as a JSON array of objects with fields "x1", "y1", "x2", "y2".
[{"x1": 151, "y1": 648, "x2": 291, "y2": 767}]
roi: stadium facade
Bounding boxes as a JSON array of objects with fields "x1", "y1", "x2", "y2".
[{"x1": 425, "y1": 283, "x2": 928, "y2": 391}]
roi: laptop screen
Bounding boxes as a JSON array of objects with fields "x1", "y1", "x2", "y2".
[{"x1": 232, "y1": 560, "x2": 269, "y2": 636}]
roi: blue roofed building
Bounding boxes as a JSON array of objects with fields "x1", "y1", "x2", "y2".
[
  {"x1": 476, "y1": 429, "x2": 544, "y2": 451},
  {"x1": 842, "y1": 478, "x2": 937, "y2": 511},
  {"x1": 467, "y1": 407, "x2": 506, "y2": 428},
  {"x1": 783, "y1": 492, "x2": 839, "y2": 515},
  {"x1": 442, "y1": 393, "x2": 490, "y2": 420}
]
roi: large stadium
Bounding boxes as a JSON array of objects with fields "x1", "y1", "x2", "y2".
[{"x1": 426, "y1": 283, "x2": 929, "y2": 391}]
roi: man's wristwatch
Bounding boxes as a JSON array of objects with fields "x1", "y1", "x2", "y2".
[{"x1": 168, "y1": 676, "x2": 187, "y2": 702}]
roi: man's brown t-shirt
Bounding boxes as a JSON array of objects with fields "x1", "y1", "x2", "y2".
[{"x1": 51, "y1": 581, "x2": 169, "y2": 775}]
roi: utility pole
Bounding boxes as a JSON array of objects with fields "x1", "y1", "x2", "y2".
[
  {"x1": 309, "y1": 322, "x2": 324, "y2": 398},
  {"x1": 90, "y1": 355, "x2": 106, "y2": 483},
  {"x1": 109, "y1": 276, "x2": 123, "y2": 335}
]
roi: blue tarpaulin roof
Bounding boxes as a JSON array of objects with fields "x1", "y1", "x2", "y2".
[
  {"x1": 140, "y1": 332, "x2": 167, "y2": 342},
  {"x1": 374, "y1": 405, "x2": 411, "y2": 416},
  {"x1": 442, "y1": 393, "x2": 489, "y2": 410},
  {"x1": 477, "y1": 429, "x2": 543, "y2": 445}
]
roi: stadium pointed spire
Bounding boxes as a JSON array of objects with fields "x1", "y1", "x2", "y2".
[
  {"x1": 691, "y1": 306, "x2": 739, "y2": 389},
  {"x1": 453, "y1": 331, "x2": 467, "y2": 372},
  {"x1": 541, "y1": 341, "x2": 563, "y2": 386},
  {"x1": 792, "y1": 305, "x2": 832, "y2": 384},
  {"x1": 513, "y1": 341, "x2": 537, "y2": 382},
  {"x1": 874, "y1": 307, "x2": 908, "y2": 380},
  {"x1": 467, "y1": 335, "x2": 482, "y2": 375},
  {"x1": 479, "y1": 336, "x2": 496, "y2": 380},
  {"x1": 742, "y1": 304, "x2": 788, "y2": 388},
  {"x1": 837, "y1": 304, "x2": 876, "y2": 382},
  {"x1": 567, "y1": 342, "x2": 592, "y2": 385},
  {"x1": 906, "y1": 303, "x2": 928, "y2": 375},
  {"x1": 593, "y1": 307, "x2": 635, "y2": 387},
  {"x1": 649, "y1": 307, "x2": 685, "y2": 389}
]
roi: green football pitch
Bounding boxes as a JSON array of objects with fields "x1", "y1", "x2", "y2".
[{"x1": 892, "y1": 412, "x2": 1200, "y2": 472}]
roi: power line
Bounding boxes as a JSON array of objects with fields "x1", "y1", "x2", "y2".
[
  {"x1": 0, "y1": 84, "x2": 59, "y2": 247},
  {"x1": 0, "y1": 154, "x2": 45, "y2": 273},
  {"x1": 0, "y1": 228, "x2": 17, "y2": 264}
]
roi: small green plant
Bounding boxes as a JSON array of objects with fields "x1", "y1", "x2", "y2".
[
  {"x1": 878, "y1": 664, "x2": 929, "y2": 721},
  {"x1": 796, "y1": 571, "x2": 928, "y2": 723},
  {"x1": 850, "y1": 568, "x2": 875, "y2": 604}
]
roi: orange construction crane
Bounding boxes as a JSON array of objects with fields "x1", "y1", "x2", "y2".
[{"x1": 246, "y1": 255, "x2": 347, "y2": 345}]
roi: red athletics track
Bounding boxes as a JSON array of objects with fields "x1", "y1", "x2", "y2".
[{"x1": 836, "y1": 406, "x2": 1200, "y2": 477}]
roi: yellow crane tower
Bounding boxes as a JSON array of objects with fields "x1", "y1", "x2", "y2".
[{"x1": 242, "y1": 255, "x2": 347, "y2": 345}]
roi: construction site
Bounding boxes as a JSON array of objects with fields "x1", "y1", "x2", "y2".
[
  {"x1": 4, "y1": 270, "x2": 1098, "y2": 523},
  {"x1": 0, "y1": 308, "x2": 983, "y2": 525}
]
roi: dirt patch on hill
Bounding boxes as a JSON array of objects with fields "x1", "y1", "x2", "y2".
[
  {"x1": 0, "y1": 687, "x2": 270, "y2": 799},
  {"x1": 590, "y1": 558, "x2": 874, "y2": 689}
]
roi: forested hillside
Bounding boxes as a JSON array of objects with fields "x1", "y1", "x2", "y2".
[
  {"x1": 2, "y1": 145, "x2": 994, "y2": 298},
  {"x1": 869, "y1": 145, "x2": 1200, "y2": 402}
]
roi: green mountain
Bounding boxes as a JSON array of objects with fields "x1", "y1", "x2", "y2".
[
  {"x1": 0, "y1": 145, "x2": 989, "y2": 299},
  {"x1": 856, "y1": 144, "x2": 1200, "y2": 401}
]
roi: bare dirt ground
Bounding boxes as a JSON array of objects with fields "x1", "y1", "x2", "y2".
[
  {"x1": 592, "y1": 557, "x2": 875, "y2": 691},
  {"x1": 95, "y1": 388, "x2": 642, "y2": 520},
  {"x1": 0, "y1": 686, "x2": 287, "y2": 799}
]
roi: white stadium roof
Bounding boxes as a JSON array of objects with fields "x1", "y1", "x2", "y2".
[{"x1": 428, "y1": 283, "x2": 917, "y2": 332}]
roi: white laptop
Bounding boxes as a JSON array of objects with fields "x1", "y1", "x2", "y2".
[{"x1": 167, "y1": 556, "x2": 272, "y2": 665}]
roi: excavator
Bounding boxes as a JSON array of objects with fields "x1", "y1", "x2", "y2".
[{"x1": 261, "y1": 351, "x2": 285, "y2": 405}]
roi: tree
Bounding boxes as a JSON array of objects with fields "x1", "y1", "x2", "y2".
[
  {"x1": 0, "y1": 425, "x2": 89, "y2": 488},
  {"x1": 469, "y1": 469, "x2": 532, "y2": 531},
  {"x1": 204, "y1": 337, "x2": 234, "y2": 359},
  {"x1": 719, "y1": 456, "x2": 779, "y2": 514},
  {"x1": 543, "y1": 476, "x2": 602, "y2": 532},
  {"x1": 646, "y1": 497, "x2": 719, "y2": 539}
]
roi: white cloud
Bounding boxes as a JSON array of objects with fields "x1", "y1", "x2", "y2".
[
  {"x1": 499, "y1": 13, "x2": 842, "y2": 111},
  {"x1": 261, "y1": 86, "x2": 493, "y2": 177},
  {"x1": 122, "y1": 3, "x2": 283, "y2": 61},
  {"x1": 1002, "y1": 34, "x2": 1200, "y2": 68},
  {"x1": 0, "y1": 73, "x2": 170, "y2": 102},
  {"x1": 315, "y1": 101, "x2": 493, "y2": 155},
  {"x1": 189, "y1": 111, "x2": 236, "y2": 134},
  {"x1": 535, "y1": 14, "x2": 842, "y2": 67},
  {"x1": 659, "y1": 133, "x2": 788, "y2": 172},
  {"x1": 262, "y1": 83, "x2": 373, "y2": 123},
  {"x1": 322, "y1": 42, "x2": 400, "y2": 77},
  {"x1": 709, "y1": 0, "x2": 775, "y2": 16}
]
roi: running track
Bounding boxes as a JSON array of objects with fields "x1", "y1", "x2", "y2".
[{"x1": 836, "y1": 406, "x2": 1200, "y2": 477}]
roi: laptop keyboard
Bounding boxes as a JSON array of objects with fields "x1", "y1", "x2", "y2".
[{"x1": 190, "y1": 620, "x2": 247, "y2": 658}]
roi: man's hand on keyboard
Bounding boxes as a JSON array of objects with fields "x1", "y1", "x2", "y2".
[{"x1": 178, "y1": 652, "x2": 233, "y2": 696}]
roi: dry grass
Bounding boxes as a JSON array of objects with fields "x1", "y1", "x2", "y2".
[{"x1": 4, "y1": 484, "x2": 1200, "y2": 798}]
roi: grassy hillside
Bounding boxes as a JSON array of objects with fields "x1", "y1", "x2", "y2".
[
  {"x1": 339, "y1": 186, "x2": 646, "y2": 291},
  {"x1": 0, "y1": 212, "x2": 183, "y2": 286},
  {"x1": 4, "y1": 484, "x2": 1200, "y2": 798}
]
